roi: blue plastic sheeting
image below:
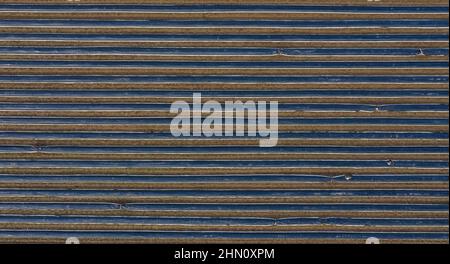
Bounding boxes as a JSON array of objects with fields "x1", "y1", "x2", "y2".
[{"x1": 0, "y1": 1, "x2": 448, "y2": 244}]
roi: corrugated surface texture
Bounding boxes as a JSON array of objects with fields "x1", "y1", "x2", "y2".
[{"x1": 0, "y1": 0, "x2": 448, "y2": 244}]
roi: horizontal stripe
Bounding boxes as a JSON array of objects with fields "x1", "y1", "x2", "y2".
[
  {"x1": 0, "y1": 180, "x2": 446, "y2": 190},
  {"x1": 0, "y1": 174, "x2": 447, "y2": 183},
  {"x1": 2, "y1": 33, "x2": 448, "y2": 40},
  {"x1": 1, "y1": 20, "x2": 448, "y2": 27},
  {"x1": 1, "y1": 145, "x2": 448, "y2": 153},
  {"x1": 2, "y1": 68, "x2": 448, "y2": 76},
  {"x1": 1, "y1": 12, "x2": 448, "y2": 21},
  {"x1": 1, "y1": 167, "x2": 447, "y2": 175},
  {"x1": 0, "y1": 160, "x2": 447, "y2": 168},
  {"x1": 1, "y1": 103, "x2": 447, "y2": 111},
  {"x1": 1, "y1": 60, "x2": 448, "y2": 67},
  {"x1": 0, "y1": 1, "x2": 447, "y2": 6},
  {"x1": 0, "y1": 190, "x2": 447, "y2": 197},
  {"x1": 0, "y1": 110, "x2": 447, "y2": 118},
  {"x1": 1, "y1": 83, "x2": 447, "y2": 90},
  {"x1": 2, "y1": 216, "x2": 445, "y2": 226},
  {"x1": 1, "y1": 4, "x2": 448, "y2": 12},
  {"x1": 1, "y1": 47, "x2": 447, "y2": 56},
  {"x1": 0, "y1": 230, "x2": 446, "y2": 242},
  {"x1": 1, "y1": 89, "x2": 448, "y2": 96},
  {"x1": 0, "y1": 117, "x2": 447, "y2": 125},
  {"x1": 2, "y1": 54, "x2": 448, "y2": 62},
  {"x1": 1, "y1": 152, "x2": 447, "y2": 162},
  {"x1": 2, "y1": 40, "x2": 446, "y2": 48},
  {"x1": 1, "y1": 75, "x2": 447, "y2": 83},
  {"x1": 1, "y1": 132, "x2": 448, "y2": 139},
  {"x1": 0, "y1": 124, "x2": 446, "y2": 133}
]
